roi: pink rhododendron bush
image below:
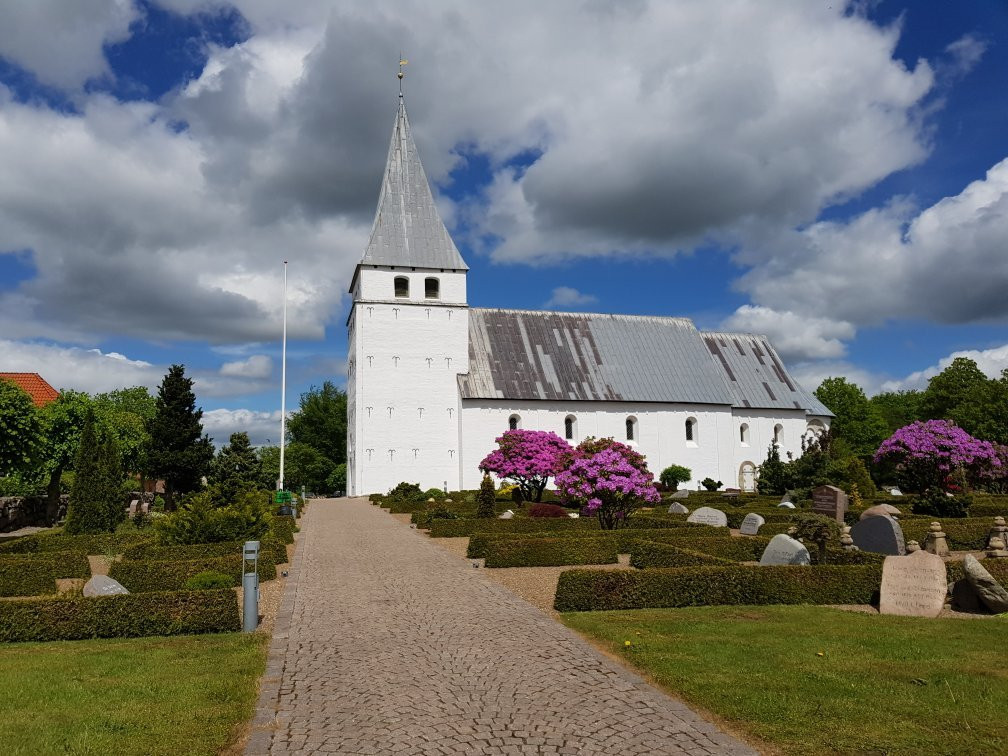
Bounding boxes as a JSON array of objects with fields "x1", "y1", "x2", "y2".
[
  {"x1": 873, "y1": 420, "x2": 1001, "y2": 493},
  {"x1": 555, "y1": 437, "x2": 660, "y2": 529},
  {"x1": 479, "y1": 429, "x2": 573, "y2": 502}
]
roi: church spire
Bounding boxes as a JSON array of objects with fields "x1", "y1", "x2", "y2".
[{"x1": 359, "y1": 83, "x2": 468, "y2": 271}]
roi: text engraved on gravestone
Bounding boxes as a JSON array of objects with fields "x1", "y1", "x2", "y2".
[
  {"x1": 686, "y1": 507, "x2": 728, "y2": 527},
  {"x1": 740, "y1": 513, "x2": 765, "y2": 536},
  {"x1": 879, "y1": 551, "x2": 947, "y2": 618},
  {"x1": 812, "y1": 485, "x2": 848, "y2": 524}
]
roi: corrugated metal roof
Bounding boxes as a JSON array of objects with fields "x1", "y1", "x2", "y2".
[
  {"x1": 699, "y1": 331, "x2": 834, "y2": 416},
  {"x1": 459, "y1": 309, "x2": 736, "y2": 405},
  {"x1": 359, "y1": 99, "x2": 468, "y2": 271}
]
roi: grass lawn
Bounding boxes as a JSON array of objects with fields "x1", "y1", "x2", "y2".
[
  {"x1": 0, "y1": 632, "x2": 266, "y2": 755},
  {"x1": 563, "y1": 605, "x2": 1008, "y2": 755}
]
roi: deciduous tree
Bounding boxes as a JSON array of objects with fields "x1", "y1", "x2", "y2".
[
  {"x1": 0, "y1": 378, "x2": 43, "y2": 479},
  {"x1": 814, "y1": 377, "x2": 888, "y2": 458}
]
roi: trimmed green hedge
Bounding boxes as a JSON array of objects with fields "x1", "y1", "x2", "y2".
[
  {"x1": 554, "y1": 564, "x2": 884, "y2": 611},
  {"x1": 629, "y1": 543, "x2": 737, "y2": 569},
  {"x1": 466, "y1": 526, "x2": 732, "y2": 560},
  {"x1": 429, "y1": 517, "x2": 600, "y2": 538},
  {"x1": 946, "y1": 558, "x2": 1008, "y2": 586},
  {"x1": 899, "y1": 518, "x2": 993, "y2": 551},
  {"x1": 0, "y1": 589, "x2": 240, "y2": 642},
  {"x1": 0, "y1": 532, "x2": 153, "y2": 556},
  {"x1": 121, "y1": 539, "x2": 287, "y2": 566},
  {"x1": 0, "y1": 556, "x2": 57, "y2": 597},
  {"x1": 108, "y1": 553, "x2": 277, "y2": 593},
  {"x1": 484, "y1": 536, "x2": 620, "y2": 568},
  {"x1": 270, "y1": 516, "x2": 297, "y2": 545}
]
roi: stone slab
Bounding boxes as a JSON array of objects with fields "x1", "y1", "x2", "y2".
[
  {"x1": 686, "y1": 506, "x2": 728, "y2": 527},
  {"x1": 850, "y1": 514, "x2": 905, "y2": 556},
  {"x1": 759, "y1": 534, "x2": 810, "y2": 566},
  {"x1": 879, "y1": 550, "x2": 947, "y2": 618},
  {"x1": 739, "y1": 513, "x2": 765, "y2": 536},
  {"x1": 83, "y1": 575, "x2": 129, "y2": 597}
]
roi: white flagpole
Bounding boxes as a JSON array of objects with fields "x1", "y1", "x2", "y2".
[{"x1": 279, "y1": 260, "x2": 288, "y2": 491}]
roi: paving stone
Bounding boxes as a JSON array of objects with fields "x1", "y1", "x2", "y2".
[{"x1": 246, "y1": 498, "x2": 756, "y2": 755}]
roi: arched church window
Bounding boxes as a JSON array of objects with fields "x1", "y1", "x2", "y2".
[
  {"x1": 425, "y1": 277, "x2": 440, "y2": 299},
  {"x1": 773, "y1": 423, "x2": 783, "y2": 445},
  {"x1": 626, "y1": 416, "x2": 637, "y2": 441},
  {"x1": 394, "y1": 276, "x2": 409, "y2": 298},
  {"x1": 564, "y1": 415, "x2": 576, "y2": 440},
  {"x1": 740, "y1": 423, "x2": 750, "y2": 445},
  {"x1": 508, "y1": 414, "x2": 520, "y2": 431},
  {"x1": 685, "y1": 417, "x2": 696, "y2": 442}
]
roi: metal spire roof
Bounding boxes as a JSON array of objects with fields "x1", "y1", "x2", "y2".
[{"x1": 359, "y1": 97, "x2": 468, "y2": 271}]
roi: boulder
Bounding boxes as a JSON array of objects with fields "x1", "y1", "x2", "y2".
[
  {"x1": 669, "y1": 489, "x2": 690, "y2": 500},
  {"x1": 950, "y1": 579, "x2": 985, "y2": 613},
  {"x1": 83, "y1": 575, "x2": 129, "y2": 597},
  {"x1": 963, "y1": 555, "x2": 1008, "y2": 613},
  {"x1": 498, "y1": 509, "x2": 514, "y2": 519},
  {"x1": 667, "y1": 502, "x2": 689, "y2": 515}
]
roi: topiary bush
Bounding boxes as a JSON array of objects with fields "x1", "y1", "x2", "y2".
[
  {"x1": 554, "y1": 565, "x2": 884, "y2": 612},
  {"x1": 701, "y1": 478, "x2": 722, "y2": 491},
  {"x1": 184, "y1": 570, "x2": 237, "y2": 590},
  {"x1": 528, "y1": 503, "x2": 568, "y2": 518},
  {"x1": 108, "y1": 553, "x2": 276, "y2": 592},
  {"x1": 0, "y1": 590, "x2": 240, "y2": 642},
  {"x1": 659, "y1": 464, "x2": 692, "y2": 491},
  {"x1": 790, "y1": 513, "x2": 842, "y2": 564},
  {"x1": 476, "y1": 474, "x2": 496, "y2": 519}
]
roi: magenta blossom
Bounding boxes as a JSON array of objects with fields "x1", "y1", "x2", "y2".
[
  {"x1": 555, "y1": 438, "x2": 660, "y2": 530},
  {"x1": 479, "y1": 429, "x2": 573, "y2": 502},
  {"x1": 873, "y1": 420, "x2": 1001, "y2": 493}
]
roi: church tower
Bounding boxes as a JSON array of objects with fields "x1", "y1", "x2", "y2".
[{"x1": 346, "y1": 94, "x2": 469, "y2": 496}]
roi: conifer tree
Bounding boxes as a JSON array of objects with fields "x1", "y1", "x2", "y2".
[
  {"x1": 476, "y1": 474, "x2": 496, "y2": 518},
  {"x1": 65, "y1": 411, "x2": 123, "y2": 534},
  {"x1": 145, "y1": 365, "x2": 213, "y2": 510},
  {"x1": 209, "y1": 432, "x2": 262, "y2": 502}
]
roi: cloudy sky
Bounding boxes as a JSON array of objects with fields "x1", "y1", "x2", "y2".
[{"x1": 0, "y1": 0, "x2": 1006, "y2": 444}]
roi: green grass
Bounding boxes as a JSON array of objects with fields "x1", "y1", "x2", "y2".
[
  {"x1": 0, "y1": 633, "x2": 266, "y2": 755},
  {"x1": 563, "y1": 605, "x2": 1008, "y2": 755}
]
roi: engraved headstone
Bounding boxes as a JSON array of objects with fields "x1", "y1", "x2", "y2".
[
  {"x1": 850, "y1": 514, "x2": 905, "y2": 556},
  {"x1": 686, "y1": 506, "x2": 728, "y2": 527},
  {"x1": 739, "y1": 513, "x2": 766, "y2": 536},
  {"x1": 860, "y1": 504, "x2": 901, "y2": 520},
  {"x1": 879, "y1": 550, "x2": 947, "y2": 618},
  {"x1": 667, "y1": 502, "x2": 689, "y2": 515},
  {"x1": 498, "y1": 509, "x2": 514, "y2": 519},
  {"x1": 670, "y1": 489, "x2": 690, "y2": 500},
  {"x1": 811, "y1": 485, "x2": 848, "y2": 524},
  {"x1": 83, "y1": 575, "x2": 130, "y2": 597},
  {"x1": 759, "y1": 534, "x2": 811, "y2": 566},
  {"x1": 963, "y1": 555, "x2": 1008, "y2": 613}
]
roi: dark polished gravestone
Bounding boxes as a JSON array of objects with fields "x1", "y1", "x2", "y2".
[
  {"x1": 850, "y1": 514, "x2": 905, "y2": 556},
  {"x1": 758, "y1": 533, "x2": 811, "y2": 566},
  {"x1": 811, "y1": 485, "x2": 848, "y2": 524},
  {"x1": 686, "y1": 506, "x2": 728, "y2": 527},
  {"x1": 739, "y1": 513, "x2": 765, "y2": 536},
  {"x1": 879, "y1": 550, "x2": 947, "y2": 618}
]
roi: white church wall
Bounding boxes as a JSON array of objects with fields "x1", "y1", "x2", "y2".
[
  {"x1": 725, "y1": 408, "x2": 812, "y2": 491},
  {"x1": 459, "y1": 400, "x2": 733, "y2": 492},
  {"x1": 357, "y1": 266, "x2": 467, "y2": 304},
  {"x1": 348, "y1": 292, "x2": 469, "y2": 495}
]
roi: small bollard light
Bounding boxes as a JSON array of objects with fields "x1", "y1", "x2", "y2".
[{"x1": 242, "y1": 540, "x2": 260, "y2": 632}]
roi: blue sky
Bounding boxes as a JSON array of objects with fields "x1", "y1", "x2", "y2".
[{"x1": 0, "y1": 1, "x2": 1006, "y2": 444}]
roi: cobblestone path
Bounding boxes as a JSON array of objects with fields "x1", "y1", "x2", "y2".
[{"x1": 246, "y1": 498, "x2": 757, "y2": 755}]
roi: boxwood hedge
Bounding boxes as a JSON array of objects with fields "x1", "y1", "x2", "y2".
[
  {"x1": 270, "y1": 515, "x2": 298, "y2": 545},
  {"x1": 0, "y1": 556, "x2": 57, "y2": 597},
  {"x1": 108, "y1": 552, "x2": 277, "y2": 593},
  {"x1": 629, "y1": 543, "x2": 737, "y2": 569},
  {"x1": 554, "y1": 564, "x2": 885, "y2": 611},
  {"x1": 466, "y1": 526, "x2": 732, "y2": 560},
  {"x1": 429, "y1": 517, "x2": 600, "y2": 538},
  {"x1": 0, "y1": 532, "x2": 153, "y2": 556},
  {"x1": 484, "y1": 536, "x2": 620, "y2": 568},
  {"x1": 898, "y1": 518, "x2": 993, "y2": 551},
  {"x1": 120, "y1": 539, "x2": 287, "y2": 566},
  {"x1": 0, "y1": 589, "x2": 240, "y2": 642}
]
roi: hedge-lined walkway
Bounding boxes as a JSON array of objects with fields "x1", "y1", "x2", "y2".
[{"x1": 245, "y1": 498, "x2": 756, "y2": 755}]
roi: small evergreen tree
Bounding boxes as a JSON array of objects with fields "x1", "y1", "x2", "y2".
[
  {"x1": 659, "y1": 464, "x2": 692, "y2": 490},
  {"x1": 209, "y1": 432, "x2": 262, "y2": 503},
  {"x1": 476, "y1": 474, "x2": 496, "y2": 518},
  {"x1": 757, "y1": 443, "x2": 793, "y2": 495},
  {"x1": 145, "y1": 365, "x2": 213, "y2": 510},
  {"x1": 65, "y1": 411, "x2": 123, "y2": 534}
]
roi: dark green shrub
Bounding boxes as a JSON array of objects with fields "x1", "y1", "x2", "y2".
[
  {"x1": 154, "y1": 489, "x2": 272, "y2": 545},
  {"x1": 899, "y1": 517, "x2": 993, "y2": 550},
  {"x1": 701, "y1": 478, "x2": 722, "y2": 491},
  {"x1": 629, "y1": 543, "x2": 737, "y2": 569},
  {"x1": 108, "y1": 553, "x2": 276, "y2": 592},
  {"x1": 270, "y1": 515, "x2": 297, "y2": 545},
  {"x1": 0, "y1": 556, "x2": 57, "y2": 596},
  {"x1": 659, "y1": 465, "x2": 692, "y2": 490},
  {"x1": 484, "y1": 537, "x2": 619, "y2": 568},
  {"x1": 466, "y1": 527, "x2": 732, "y2": 560},
  {"x1": 0, "y1": 532, "x2": 152, "y2": 556},
  {"x1": 429, "y1": 517, "x2": 600, "y2": 538},
  {"x1": 554, "y1": 565, "x2": 884, "y2": 611},
  {"x1": 64, "y1": 410, "x2": 124, "y2": 534},
  {"x1": 0, "y1": 590, "x2": 239, "y2": 642},
  {"x1": 388, "y1": 481, "x2": 423, "y2": 500},
  {"x1": 423, "y1": 487, "x2": 445, "y2": 500},
  {"x1": 790, "y1": 513, "x2": 842, "y2": 564},
  {"x1": 121, "y1": 539, "x2": 286, "y2": 565},
  {"x1": 185, "y1": 570, "x2": 237, "y2": 590},
  {"x1": 528, "y1": 503, "x2": 568, "y2": 518},
  {"x1": 476, "y1": 474, "x2": 496, "y2": 519},
  {"x1": 911, "y1": 487, "x2": 972, "y2": 518}
]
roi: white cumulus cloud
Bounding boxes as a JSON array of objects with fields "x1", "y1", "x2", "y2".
[{"x1": 543, "y1": 286, "x2": 598, "y2": 310}]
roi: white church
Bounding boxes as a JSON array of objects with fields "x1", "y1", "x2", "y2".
[{"x1": 346, "y1": 95, "x2": 832, "y2": 496}]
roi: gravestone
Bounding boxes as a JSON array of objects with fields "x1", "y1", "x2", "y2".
[
  {"x1": 860, "y1": 504, "x2": 901, "y2": 520},
  {"x1": 811, "y1": 485, "x2": 848, "y2": 524},
  {"x1": 128, "y1": 499, "x2": 139, "y2": 516},
  {"x1": 759, "y1": 534, "x2": 811, "y2": 566},
  {"x1": 667, "y1": 502, "x2": 689, "y2": 515},
  {"x1": 83, "y1": 575, "x2": 130, "y2": 597},
  {"x1": 739, "y1": 513, "x2": 766, "y2": 536},
  {"x1": 950, "y1": 578, "x2": 984, "y2": 613},
  {"x1": 498, "y1": 509, "x2": 514, "y2": 519},
  {"x1": 778, "y1": 502, "x2": 796, "y2": 509},
  {"x1": 879, "y1": 550, "x2": 947, "y2": 618},
  {"x1": 686, "y1": 506, "x2": 728, "y2": 527},
  {"x1": 888, "y1": 487, "x2": 903, "y2": 496},
  {"x1": 850, "y1": 514, "x2": 905, "y2": 556},
  {"x1": 669, "y1": 489, "x2": 690, "y2": 500},
  {"x1": 963, "y1": 555, "x2": 1008, "y2": 613},
  {"x1": 780, "y1": 491, "x2": 795, "y2": 504}
]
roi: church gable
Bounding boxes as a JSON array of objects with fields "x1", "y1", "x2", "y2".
[{"x1": 459, "y1": 308, "x2": 735, "y2": 405}]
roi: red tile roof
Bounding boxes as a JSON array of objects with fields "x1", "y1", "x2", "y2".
[{"x1": 0, "y1": 372, "x2": 59, "y2": 407}]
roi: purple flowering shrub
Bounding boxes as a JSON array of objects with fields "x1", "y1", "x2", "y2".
[
  {"x1": 873, "y1": 420, "x2": 1001, "y2": 493},
  {"x1": 554, "y1": 438, "x2": 660, "y2": 530},
  {"x1": 479, "y1": 429, "x2": 573, "y2": 502}
]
